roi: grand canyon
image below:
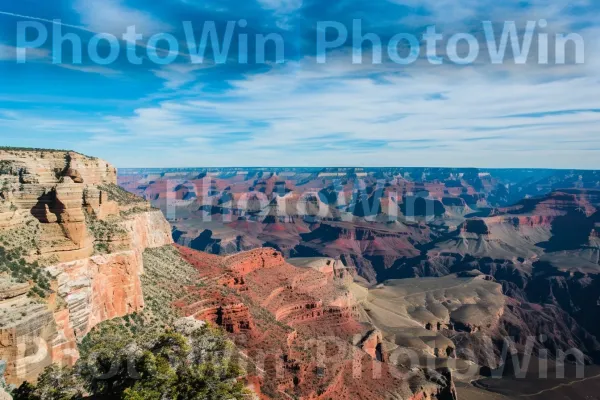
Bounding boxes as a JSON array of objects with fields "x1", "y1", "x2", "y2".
[
  {"x1": 3, "y1": 149, "x2": 597, "y2": 399},
  {"x1": 119, "y1": 166, "x2": 600, "y2": 398},
  {"x1": 3, "y1": 0, "x2": 600, "y2": 397}
]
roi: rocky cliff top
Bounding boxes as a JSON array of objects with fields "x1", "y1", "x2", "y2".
[{"x1": 0, "y1": 148, "x2": 116, "y2": 186}]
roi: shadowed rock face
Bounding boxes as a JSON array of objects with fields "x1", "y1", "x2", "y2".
[
  {"x1": 390, "y1": 190, "x2": 600, "y2": 367},
  {"x1": 462, "y1": 220, "x2": 489, "y2": 235},
  {"x1": 0, "y1": 149, "x2": 173, "y2": 385},
  {"x1": 292, "y1": 221, "x2": 429, "y2": 283}
]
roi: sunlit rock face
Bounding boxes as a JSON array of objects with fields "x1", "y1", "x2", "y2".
[
  {"x1": 0, "y1": 276, "x2": 57, "y2": 385},
  {"x1": 0, "y1": 149, "x2": 172, "y2": 385}
]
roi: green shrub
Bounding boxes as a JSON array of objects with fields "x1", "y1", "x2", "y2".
[
  {"x1": 0, "y1": 244, "x2": 51, "y2": 298},
  {"x1": 12, "y1": 365, "x2": 84, "y2": 400},
  {"x1": 15, "y1": 319, "x2": 251, "y2": 400}
]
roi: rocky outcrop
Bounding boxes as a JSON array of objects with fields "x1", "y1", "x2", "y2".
[
  {"x1": 357, "y1": 329, "x2": 385, "y2": 362},
  {"x1": 0, "y1": 277, "x2": 57, "y2": 385},
  {"x1": 292, "y1": 221, "x2": 429, "y2": 283},
  {"x1": 46, "y1": 251, "x2": 145, "y2": 338},
  {"x1": 0, "y1": 149, "x2": 114, "y2": 186},
  {"x1": 287, "y1": 257, "x2": 353, "y2": 282},
  {"x1": 0, "y1": 148, "x2": 173, "y2": 385},
  {"x1": 224, "y1": 248, "x2": 286, "y2": 275},
  {"x1": 122, "y1": 210, "x2": 172, "y2": 250},
  {"x1": 0, "y1": 150, "x2": 111, "y2": 262},
  {"x1": 410, "y1": 368, "x2": 458, "y2": 400},
  {"x1": 217, "y1": 304, "x2": 255, "y2": 333}
]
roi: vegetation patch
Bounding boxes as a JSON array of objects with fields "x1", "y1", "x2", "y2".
[
  {"x1": 99, "y1": 184, "x2": 147, "y2": 206},
  {"x1": 0, "y1": 222, "x2": 52, "y2": 298},
  {"x1": 85, "y1": 212, "x2": 128, "y2": 255},
  {"x1": 0, "y1": 147, "x2": 72, "y2": 152},
  {"x1": 141, "y1": 246, "x2": 199, "y2": 325},
  {"x1": 13, "y1": 319, "x2": 251, "y2": 400}
]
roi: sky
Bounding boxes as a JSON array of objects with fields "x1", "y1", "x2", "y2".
[{"x1": 1, "y1": 0, "x2": 600, "y2": 168}]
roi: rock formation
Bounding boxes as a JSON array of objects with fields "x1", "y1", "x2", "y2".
[
  {"x1": 112, "y1": 166, "x2": 600, "y2": 398},
  {"x1": 0, "y1": 277, "x2": 57, "y2": 385},
  {"x1": 173, "y1": 246, "x2": 457, "y2": 399},
  {"x1": 0, "y1": 148, "x2": 172, "y2": 385}
]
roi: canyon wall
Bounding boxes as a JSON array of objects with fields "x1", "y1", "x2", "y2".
[
  {"x1": 0, "y1": 149, "x2": 172, "y2": 385},
  {"x1": 174, "y1": 246, "x2": 456, "y2": 400}
]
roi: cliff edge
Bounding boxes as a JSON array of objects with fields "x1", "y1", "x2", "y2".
[{"x1": 0, "y1": 148, "x2": 172, "y2": 385}]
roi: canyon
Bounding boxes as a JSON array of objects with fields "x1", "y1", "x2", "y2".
[
  {"x1": 119, "y1": 166, "x2": 600, "y2": 398},
  {"x1": 2, "y1": 153, "x2": 600, "y2": 399},
  {"x1": 1, "y1": 150, "x2": 464, "y2": 400},
  {"x1": 172, "y1": 245, "x2": 459, "y2": 400}
]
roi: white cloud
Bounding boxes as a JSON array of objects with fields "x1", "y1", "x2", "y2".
[
  {"x1": 257, "y1": 0, "x2": 303, "y2": 29},
  {"x1": 4, "y1": 0, "x2": 600, "y2": 168},
  {"x1": 4, "y1": 43, "x2": 600, "y2": 168},
  {"x1": 58, "y1": 64, "x2": 122, "y2": 76},
  {"x1": 67, "y1": 48, "x2": 600, "y2": 168},
  {"x1": 72, "y1": 0, "x2": 170, "y2": 35},
  {"x1": 151, "y1": 63, "x2": 213, "y2": 89}
]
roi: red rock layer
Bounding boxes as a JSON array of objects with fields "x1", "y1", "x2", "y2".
[{"x1": 175, "y1": 246, "x2": 450, "y2": 400}]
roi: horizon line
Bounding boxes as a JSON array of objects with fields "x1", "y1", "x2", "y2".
[{"x1": 116, "y1": 166, "x2": 600, "y2": 171}]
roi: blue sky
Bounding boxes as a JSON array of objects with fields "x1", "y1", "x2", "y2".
[{"x1": 1, "y1": 0, "x2": 600, "y2": 168}]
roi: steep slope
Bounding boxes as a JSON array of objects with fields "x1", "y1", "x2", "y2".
[
  {"x1": 174, "y1": 246, "x2": 457, "y2": 400},
  {"x1": 0, "y1": 148, "x2": 172, "y2": 385},
  {"x1": 291, "y1": 220, "x2": 430, "y2": 283}
]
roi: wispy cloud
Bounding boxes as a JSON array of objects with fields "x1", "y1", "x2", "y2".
[
  {"x1": 0, "y1": 0, "x2": 599, "y2": 168},
  {"x1": 58, "y1": 64, "x2": 122, "y2": 76},
  {"x1": 72, "y1": 0, "x2": 171, "y2": 35},
  {"x1": 0, "y1": 42, "x2": 121, "y2": 76},
  {"x1": 40, "y1": 53, "x2": 598, "y2": 167},
  {"x1": 152, "y1": 63, "x2": 213, "y2": 89},
  {"x1": 0, "y1": 43, "x2": 48, "y2": 61},
  {"x1": 257, "y1": 0, "x2": 303, "y2": 29}
]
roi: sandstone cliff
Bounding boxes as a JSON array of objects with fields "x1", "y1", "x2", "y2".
[{"x1": 0, "y1": 148, "x2": 172, "y2": 385}]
